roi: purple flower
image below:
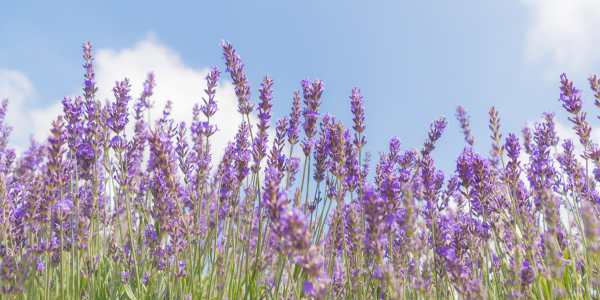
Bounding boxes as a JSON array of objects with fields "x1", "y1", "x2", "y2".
[
  {"x1": 301, "y1": 79, "x2": 325, "y2": 155},
  {"x1": 62, "y1": 96, "x2": 84, "y2": 153},
  {"x1": 344, "y1": 132, "x2": 360, "y2": 192},
  {"x1": 455, "y1": 105, "x2": 474, "y2": 146},
  {"x1": 343, "y1": 202, "x2": 361, "y2": 256},
  {"x1": 286, "y1": 156, "x2": 301, "y2": 187},
  {"x1": 267, "y1": 118, "x2": 288, "y2": 173},
  {"x1": 489, "y1": 107, "x2": 503, "y2": 163},
  {"x1": 176, "y1": 260, "x2": 187, "y2": 278},
  {"x1": 505, "y1": 133, "x2": 520, "y2": 162},
  {"x1": 288, "y1": 91, "x2": 302, "y2": 146},
  {"x1": 504, "y1": 133, "x2": 521, "y2": 183},
  {"x1": 201, "y1": 67, "x2": 220, "y2": 119},
  {"x1": 589, "y1": 74, "x2": 600, "y2": 120},
  {"x1": 560, "y1": 73, "x2": 583, "y2": 115},
  {"x1": 560, "y1": 73, "x2": 591, "y2": 147},
  {"x1": 522, "y1": 126, "x2": 533, "y2": 155},
  {"x1": 556, "y1": 139, "x2": 587, "y2": 194},
  {"x1": 520, "y1": 259, "x2": 535, "y2": 287},
  {"x1": 234, "y1": 122, "x2": 251, "y2": 183},
  {"x1": 252, "y1": 77, "x2": 273, "y2": 173},
  {"x1": 139, "y1": 72, "x2": 155, "y2": 110},
  {"x1": 217, "y1": 143, "x2": 237, "y2": 210},
  {"x1": 222, "y1": 40, "x2": 253, "y2": 115},
  {"x1": 456, "y1": 148, "x2": 497, "y2": 215},
  {"x1": 148, "y1": 128, "x2": 183, "y2": 238},
  {"x1": 175, "y1": 122, "x2": 194, "y2": 190},
  {"x1": 280, "y1": 208, "x2": 328, "y2": 298},
  {"x1": 45, "y1": 117, "x2": 67, "y2": 207},
  {"x1": 6, "y1": 39, "x2": 600, "y2": 300},
  {"x1": 422, "y1": 117, "x2": 447, "y2": 156},
  {"x1": 36, "y1": 259, "x2": 45, "y2": 273},
  {"x1": 53, "y1": 198, "x2": 73, "y2": 215},
  {"x1": 362, "y1": 184, "x2": 385, "y2": 258},
  {"x1": 313, "y1": 116, "x2": 333, "y2": 183},
  {"x1": 303, "y1": 280, "x2": 316, "y2": 297},
  {"x1": 121, "y1": 271, "x2": 130, "y2": 283},
  {"x1": 420, "y1": 155, "x2": 444, "y2": 217},
  {"x1": 350, "y1": 87, "x2": 366, "y2": 150},
  {"x1": 527, "y1": 113, "x2": 559, "y2": 207},
  {"x1": 82, "y1": 41, "x2": 96, "y2": 102},
  {"x1": 76, "y1": 142, "x2": 95, "y2": 170},
  {"x1": 144, "y1": 224, "x2": 158, "y2": 245}
]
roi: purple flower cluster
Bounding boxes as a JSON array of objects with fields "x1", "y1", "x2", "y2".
[
  {"x1": 222, "y1": 40, "x2": 253, "y2": 115},
  {"x1": 560, "y1": 73, "x2": 592, "y2": 148},
  {"x1": 455, "y1": 105, "x2": 474, "y2": 146},
  {"x1": 0, "y1": 42, "x2": 599, "y2": 300},
  {"x1": 301, "y1": 79, "x2": 325, "y2": 155}
]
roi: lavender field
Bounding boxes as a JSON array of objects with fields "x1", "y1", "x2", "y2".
[{"x1": 0, "y1": 40, "x2": 599, "y2": 299}]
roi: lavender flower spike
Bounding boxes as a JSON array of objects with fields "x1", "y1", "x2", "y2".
[
  {"x1": 107, "y1": 79, "x2": 131, "y2": 134},
  {"x1": 301, "y1": 79, "x2": 325, "y2": 155},
  {"x1": 82, "y1": 41, "x2": 97, "y2": 102},
  {"x1": 560, "y1": 73, "x2": 592, "y2": 148},
  {"x1": 288, "y1": 91, "x2": 302, "y2": 146},
  {"x1": 455, "y1": 105, "x2": 474, "y2": 146},
  {"x1": 222, "y1": 40, "x2": 253, "y2": 115},
  {"x1": 252, "y1": 76, "x2": 273, "y2": 173},
  {"x1": 201, "y1": 67, "x2": 220, "y2": 119},
  {"x1": 139, "y1": 72, "x2": 156, "y2": 110},
  {"x1": 350, "y1": 87, "x2": 367, "y2": 152},
  {"x1": 421, "y1": 117, "x2": 447, "y2": 156},
  {"x1": 589, "y1": 74, "x2": 600, "y2": 120}
]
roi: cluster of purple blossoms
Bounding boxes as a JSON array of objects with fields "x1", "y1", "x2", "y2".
[
  {"x1": 0, "y1": 41, "x2": 599, "y2": 300},
  {"x1": 252, "y1": 77, "x2": 273, "y2": 174},
  {"x1": 222, "y1": 40, "x2": 253, "y2": 115},
  {"x1": 422, "y1": 117, "x2": 447, "y2": 156},
  {"x1": 560, "y1": 74, "x2": 592, "y2": 148},
  {"x1": 301, "y1": 79, "x2": 325, "y2": 155},
  {"x1": 201, "y1": 67, "x2": 219, "y2": 120},
  {"x1": 455, "y1": 105, "x2": 475, "y2": 146}
]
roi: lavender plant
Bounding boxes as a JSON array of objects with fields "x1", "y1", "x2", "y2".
[{"x1": 0, "y1": 41, "x2": 599, "y2": 300}]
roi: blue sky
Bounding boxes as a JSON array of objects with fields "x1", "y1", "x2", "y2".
[{"x1": 1, "y1": 0, "x2": 600, "y2": 172}]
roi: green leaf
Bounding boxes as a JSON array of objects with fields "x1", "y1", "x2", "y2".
[{"x1": 124, "y1": 284, "x2": 138, "y2": 300}]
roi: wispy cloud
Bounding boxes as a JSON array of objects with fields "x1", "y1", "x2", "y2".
[
  {"x1": 0, "y1": 69, "x2": 37, "y2": 149},
  {"x1": 521, "y1": 0, "x2": 600, "y2": 75}
]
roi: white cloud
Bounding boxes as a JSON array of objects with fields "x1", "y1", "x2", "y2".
[
  {"x1": 0, "y1": 69, "x2": 38, "y2": 149},
  {"x1": 4, "y1": 35, "x2": 254, "y2": 161},
  {"x1": 554, "y1": 120, "x2": 600, "y2": 156},
  {"x1": 29, "y1": 104, "x2": 62, "y2": 142},
  {"x1": 521, "y1": 0, "x2": 600, "y2": 74}
]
